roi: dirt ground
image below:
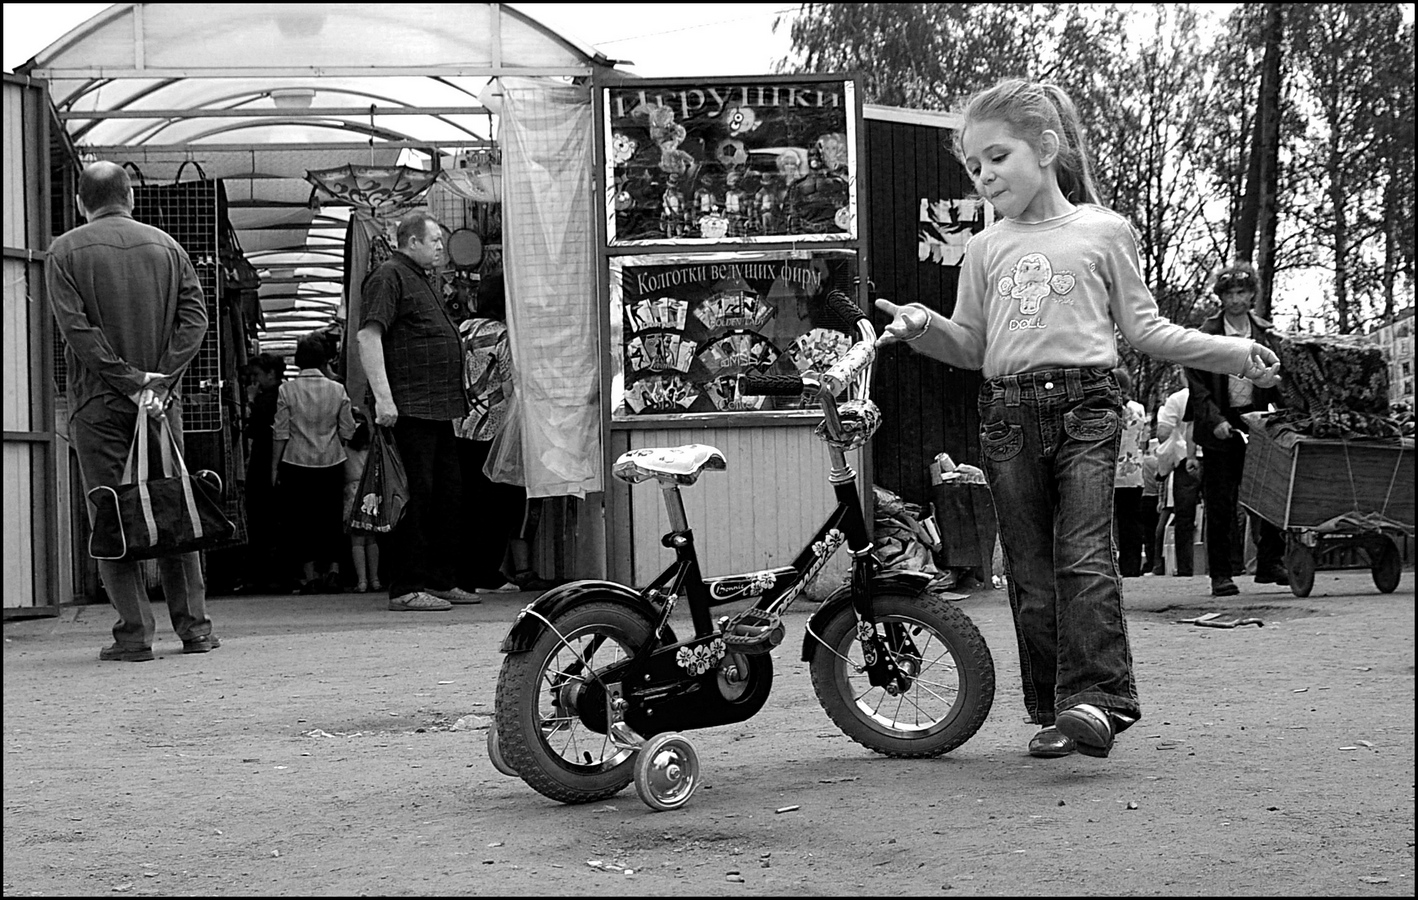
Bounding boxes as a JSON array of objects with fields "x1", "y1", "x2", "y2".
[{"x1": 3, "y1": 567, "x2": 1414, "y2": 897}]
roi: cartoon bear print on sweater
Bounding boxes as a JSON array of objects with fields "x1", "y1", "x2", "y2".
[{"x1": 997, "y1": 252, "x2": 1077, "y2": 315}]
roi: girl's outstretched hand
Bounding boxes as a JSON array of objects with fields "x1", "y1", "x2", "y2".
[
  {"x1": 874, "y1": 298, "x2": 930, "y2": 348},
  {"x1": 1244, "y1": 342, "x2": 1282, "y2": 388}
]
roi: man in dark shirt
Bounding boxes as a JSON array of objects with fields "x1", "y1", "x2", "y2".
[
  {"x1": 46, "y1": 160, "x2": 218, "y2": 660},
  {"x1": 1185, "y1": 261, "x2": 1288, "y2": 597},
  {"x1": 357, "y1": 211, "x2": 478, "y2": 610}
]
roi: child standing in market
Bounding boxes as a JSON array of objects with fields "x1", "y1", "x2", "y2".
[
  {"x1": 874, "y1": 78, "x2": 1281, "y2": 760},
  {"x1": 343, "y1": 412, "x2": 381, "y2": 593}
]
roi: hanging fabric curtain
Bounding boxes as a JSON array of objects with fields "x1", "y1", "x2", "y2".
[
  {"x1": 499, "y1": 77, "x2": 600, "y2": 499},
  {"x1": 305, "y1": 165, "x2": 436, "y2": 215}
]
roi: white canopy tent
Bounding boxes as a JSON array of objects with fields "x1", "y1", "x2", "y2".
[
  {"x1": 18, "y1": 2, "x2": 622, "y2": 350},
  {"x1": 20, "y1": 2, "x2": 622, "y2": 504}
]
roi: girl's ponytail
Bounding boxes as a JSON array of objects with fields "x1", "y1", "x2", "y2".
[{"x1": 1039, "y1": 84, "x2": 1101, "y2": 206}]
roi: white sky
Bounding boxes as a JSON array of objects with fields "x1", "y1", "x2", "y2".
[{"x1": 1, "y1": 3, "x2": 800, "y2": 75}]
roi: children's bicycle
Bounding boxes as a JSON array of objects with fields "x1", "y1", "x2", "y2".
[{"x1": 489, "y1": 292, "x2": 995, "y2": 811}]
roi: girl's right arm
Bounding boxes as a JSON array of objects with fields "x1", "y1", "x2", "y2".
[{"x1": 874, "y1": 240, "x2": 988, "y2": 369}]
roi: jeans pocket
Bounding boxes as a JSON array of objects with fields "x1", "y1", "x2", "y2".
[
  {"x1": 1063, "y1": 404, "x2": 1119, "y2": 442},
  {"x1": 980, "y1": 420, "x2": 1024, "y2": 462}
]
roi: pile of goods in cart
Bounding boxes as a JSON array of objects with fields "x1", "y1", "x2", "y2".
[{"x1": 1268, "y1": 332, "x2": 1415, "y2": 440}]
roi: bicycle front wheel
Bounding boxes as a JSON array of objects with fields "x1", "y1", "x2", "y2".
[
  {"x1": 495, "y1": 601, "x2": 654, "y2": 804},
  {"x1": 810, "y1": 592, "x2": 994, "y2": 757}
]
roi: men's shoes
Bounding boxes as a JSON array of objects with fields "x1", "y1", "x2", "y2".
[
  {"x1": 1028, "y1": 725, "x2": 1075, "y2": 758},
  {"x1": 99, "y1": 644, "x2": 154, "y2": 662},
  {"x1": 1055, "y1": 703, "x2": 1116, "y2": 758},
  {"x1": 475, "y1": 581, "x2": 522, "y2": 594},
  {"x1": 182, "y1": 636, "x2": 221, "y2": 654},
  {"x1": 428, "y1": 586, "x2": 482, "y2": 605},
  {"x1": 1254, "y1": 566, "x2": 1289, "y2": 586},
  {"x1": 1210, "y1": 576, "x2": 1240, "y2": 597},
  {"x1": 388, "y1": 591, "x2": 453, "y2": 611}
]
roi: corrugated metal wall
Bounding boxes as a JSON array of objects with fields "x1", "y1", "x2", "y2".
[
  {"x1": 865, "y1": 110, "x2": 987, "y2": 524},
  {"x1": 611, "y1": 424, "x2": 860, "y2": 588},
  {"x1": 2, "y1": 75, "x2": 59, "y2": 617}
]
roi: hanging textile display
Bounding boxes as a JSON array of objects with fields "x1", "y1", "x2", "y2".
[
  {"x1": 340, "y1": 210, "x2": 394, "y2": 416},
  {"x1": 500, "y1": 77, "x2": 601, "y2": 499},
  {"x1": 305, "y1": 165, "x2": 436, "y2": 215},
  {"x1": 436, "y1": 165, "x2": 502, "y2": 205}
]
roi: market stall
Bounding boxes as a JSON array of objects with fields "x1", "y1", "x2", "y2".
[{"x1": 596, "y1": 75, "x2": 870, "y2": 585}]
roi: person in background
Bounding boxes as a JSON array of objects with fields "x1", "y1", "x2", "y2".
[
  {"x1": 1154, "y1": 383, "x2": 1201, "y2": 577},
  {"x1": 244, "y1": 352, "x2": 290, "y2": 592},
  {"x1": 342, "y1": 411, "x2": 381, "y2": 593},
  {"x1": 1185, "y1": 261, "x2": 1288, "y2": 597},
  {"x1": 272, "y1": 334, "x2": 356, "y2": 594},
  {"x1": 1139, "y1": 419, "x2": 1162, "y2": 576},
  {"x1": 874, "y1": 78, "x2": 1281, "y2": 761},
  {"x1": 46, "y1": 160, "x2": 218, "y2": 661},
  {"x1": 1112, "y1": 367, "x2": 1147, "y2": 578},
  {"x1": 453, "y1": 273, "x2": 522, "y2": 595},
  {"x1": 357, "y1": 211, "x2": 478, "y2": 611}
]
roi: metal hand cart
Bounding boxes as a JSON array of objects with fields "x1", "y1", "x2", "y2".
[{"x1": 1239, "y1": 422, "x2": 1413, "y2": 598}]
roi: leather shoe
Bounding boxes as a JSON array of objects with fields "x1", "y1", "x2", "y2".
[
  {"x1": 1028, "y1": 726, "x2": 1075, "y2": 758},
  {"x1": 428, "y1": 586, "x2": 482, "y2": 605},
  {"x1": 1254, "y1": 566, "x2": 1289, "y2": 586},
  {"x1": 100, "y1": 644, "x2": 154, "y2": 662},
  {"x1": 1210, "y1": 576, "x2": 1239, "y2": 596},
  {"x1": 182, "y1": 636, "x2": 221, "y2": 654},
  {"x1": 1055, "y1": 703, "x2": 1115, "y2": 758}
]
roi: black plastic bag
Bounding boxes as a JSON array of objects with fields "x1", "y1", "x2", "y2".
[{"x1": 346, "y1": 425, "x2": 408, "y2": 533}]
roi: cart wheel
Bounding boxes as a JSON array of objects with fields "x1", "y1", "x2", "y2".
[
  {"x1": 633, "y1": 732, "x2": 700, "y2": 812},
  {"x1": 487, "y1": 724, "x2": 518, "y2": 777},
  {"x1": 1369, "y1": 537, "x2": 1402, "y2": 594},
  {"x1": 1285, "y1": 539, "x2": 1315, "y2": 598}
]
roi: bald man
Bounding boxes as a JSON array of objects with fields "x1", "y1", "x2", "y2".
[{"x1": 46, "y1": 161, "x2": 217, "y2": 660}]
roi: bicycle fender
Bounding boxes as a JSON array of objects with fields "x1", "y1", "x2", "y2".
[
  {"x1": 499, "y1": 580, "x2": 657, "y2": 654},
  {"x1": 800, "y1": 570, "x2": 933, "y2": 662}
]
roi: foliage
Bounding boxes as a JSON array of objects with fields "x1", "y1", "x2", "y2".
[
  {"x1": 776, "y1": 0, "x2": 1416, "y2": 354},
  {"x1": 1287, "y1": 3, "x2": 1414, "y2": 333}
]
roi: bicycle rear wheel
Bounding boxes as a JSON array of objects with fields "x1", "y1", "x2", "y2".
[
  {"x1": 495, "y1": 601, "x2": 654, "y2": 804},
  {"x1": 810, "y1": 592, "x2": 994, "y2": 757}
]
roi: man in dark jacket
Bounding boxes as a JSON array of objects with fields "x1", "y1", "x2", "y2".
[
  {"x1": 1184, "y1": 262, "x2": 1288, "y2": 596},
  {"x1": 47, "y1": 161, "x2": 217, "y2": 660}
]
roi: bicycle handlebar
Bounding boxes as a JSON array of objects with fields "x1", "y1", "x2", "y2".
[
  {"x1": 738, "y1": 294, "x2": 876, "y2": 402},
  {"x1": 739, "y1": 372, "x2": 807, "y2": 396}
]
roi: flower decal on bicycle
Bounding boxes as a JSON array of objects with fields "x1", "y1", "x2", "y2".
[
  {"x1": 812, "y1": 529, "x2": 846, "y2": 559},
  {"x1": 857, "y1": 621, "x2": 879, "y2": 665},
  {"x1": 676, "y1": 639, "x2": 727, "y2": 676}
]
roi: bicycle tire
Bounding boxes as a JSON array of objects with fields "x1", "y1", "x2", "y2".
[
  {"x1": 810, "y1": 591, "x2": 994, "y2": 757},
  {"x1": 495, "y1": 601, "x2": 656, "y2": 804}
]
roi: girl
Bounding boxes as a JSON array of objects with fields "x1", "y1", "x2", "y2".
[
  {"x1": 343, "y1": 412, "x2": 381, "y2": 593},
  {"x1": 875, "y1": 78, "x2": 1280, "y2": 760}
]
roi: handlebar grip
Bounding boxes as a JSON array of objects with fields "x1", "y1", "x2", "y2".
[
  {"x1": 823, "y1": 289, "x2": 865, "y2": 326},
  {"x1": 821, "y1": 339, "x2": 876, "y2": 396},
  {"x1": 739, "y1": 372, "x2": 807, "y2": 397}
]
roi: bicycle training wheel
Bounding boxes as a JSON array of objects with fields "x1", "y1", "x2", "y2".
[
  {"x1": 495, "y1": 601, "x2": 654, "y2": 804},
  {"x1": 810, "y1": 592, "x2": 995, "y2": 757}
]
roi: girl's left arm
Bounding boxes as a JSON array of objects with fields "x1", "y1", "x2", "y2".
[{"x1": 1105, "y1": 221, "x2": 1251, "y2": 376}]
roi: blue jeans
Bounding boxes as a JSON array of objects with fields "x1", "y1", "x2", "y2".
[{"x1": 978, "y1": 368, "x2": 1140, "y2": 728}]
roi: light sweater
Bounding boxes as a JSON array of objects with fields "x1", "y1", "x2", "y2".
[{"x1": 915, "y1": 206, "x2": 1253, "y2": 379}]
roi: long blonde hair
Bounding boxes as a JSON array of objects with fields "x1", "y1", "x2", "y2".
[{"x1": 954, "y1": 78, "x2": 1101, "y2": 206}]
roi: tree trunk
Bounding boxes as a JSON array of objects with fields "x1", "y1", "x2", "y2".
[{"x1": 1253, "y1": 4, "x2": 1284, "y2": 318}]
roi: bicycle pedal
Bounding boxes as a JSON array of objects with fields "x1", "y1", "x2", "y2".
[{"x1": 721, "y1": 609, "x2": 784, "y2": 652}]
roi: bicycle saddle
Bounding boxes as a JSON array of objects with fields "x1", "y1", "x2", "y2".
[{"x1": 612, "y1": 444, "x2": 727, "y2": 485}]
